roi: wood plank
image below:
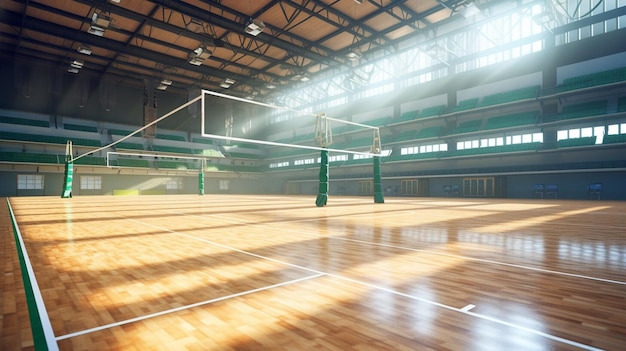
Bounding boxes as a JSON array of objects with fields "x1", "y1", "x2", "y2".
[{"x1": 4, "y1": 195, "x2": 626, "y2": 350}]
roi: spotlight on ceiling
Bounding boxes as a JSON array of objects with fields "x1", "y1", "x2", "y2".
[
  {"x1": 354, "y1": 0, "x2": 364, "y2": 4},
  {"x1": 67, "y1": 59, "x2": 84, "y2": 74},
  {"x1": 346, "y1": 49, "x2": 362, "y2": 61},
  {"x1": 70, "y1": 59, "x2": 84, "y2": 69},
  {"x1": 77, "y1": 45, "x2": 92, "y2": 55},
  {"x1": 188, "y1": 46, "x2": 212, "y2": 66},
  {"x1": 219, "y1": 78, "x2": 236, "y2": 89},
  {"x1": 157, "y1": 79, "x2": 172, "y2": 91},
  {"x1": 89, "y1": 11, "x2": 110, "y2": 36},
  {"x1": 245, "y1": 19, "x2": 265, "y2": 36}
]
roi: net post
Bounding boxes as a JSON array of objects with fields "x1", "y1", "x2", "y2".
[
  {"x1": 61, "y1": 140, "x2": 73, "y2": 198},
  {"x1": 373, "y1": 156, "x2": 384, "y2": 203},
  {"x1": 198, "y1": 158, "x2": 205, "y2": 196},
  {"x1": 371, "y1": 129, "x2": 384, "y2": 203},
  {"x1": 315, "y1": 149, "x2": 329, "y2": 207}
]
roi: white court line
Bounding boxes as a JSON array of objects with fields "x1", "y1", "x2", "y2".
[
  {"x1": 6, "y1": 199, "x2": 59, "y2": 351},
  {"x1": 56, "y1": 273, "x2": 324, "y2": 341},
  {"x1": 461, "y1": 304, "x2": 476, "y2": 312},
  {"x1": 117, "y1": 217, "x2": 604, "y2": 351},
  {"x1": 167, "y1": 209, "x2": 626, "y2": 286}
]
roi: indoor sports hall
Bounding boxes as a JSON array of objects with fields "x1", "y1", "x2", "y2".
[{"x1": 1, "y1": 1, "x2": 626, "y2": 350}]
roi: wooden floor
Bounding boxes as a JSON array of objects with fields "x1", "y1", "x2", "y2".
[{"x1": 2, "y1": 195, "x2": 625, "y2": 351}]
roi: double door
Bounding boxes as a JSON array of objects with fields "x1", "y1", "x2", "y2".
[{"x1": 463, "y1": 177, "x2": 496, "y2": 197}]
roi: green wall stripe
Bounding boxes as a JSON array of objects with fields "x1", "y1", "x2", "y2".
[{"x1": 6, "y1": 199, "x2": 59, "y2": 351}]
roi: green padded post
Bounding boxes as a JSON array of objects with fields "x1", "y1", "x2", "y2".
[
  {"x1": 61, "y1": 161, "x2": 73, "y2": 198},
  {"x1": 315, "y1": 149, "x2": 329, "y2": 207},
  {"x1": 373, "y1": 156, "x2": 384, "y2": 203},
  {"x1": 198, "y1": 171, "x2": 205, "y2": 196}
]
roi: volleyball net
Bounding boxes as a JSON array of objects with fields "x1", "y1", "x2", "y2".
[{"x1": 63, "y1": 89, "x2": 385, "y2": 205}]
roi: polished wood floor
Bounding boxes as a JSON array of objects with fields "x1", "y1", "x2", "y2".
[{"x1": 2, "y1": 195, "x2": 625, "y2": 351}]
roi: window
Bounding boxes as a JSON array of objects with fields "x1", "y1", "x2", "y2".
[
  {"x1": 294, "y1": 158, "x2": 315, "y2": 165},
  {"x1": 269, "y1": 161, "x2": 289, "y2": 168},
  {"x1": 401, "y1": 143, "x2": 447, "y2": 154},
  {"x1": 165, "y1": 177, "x2": 182, "y2": 190},
  {"x1": 459, "y1": 133, "x2": 540, "y2": 151},
  {"x1": 17, "y1": 174, "x2": 44, "y2": 190},
  {"x1": 219, "y1": 180, "x2": 230, "y2": 191},
  {"x1": 558, "y1": 125, "x2": 607, "y2": 144},
  {"x1": 80, "y1": 176, "x2": 102, "y2": 190}
]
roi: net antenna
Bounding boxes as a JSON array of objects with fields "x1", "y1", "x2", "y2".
[{"x1": 314, "y1": 113, "x2": 332, "y2": 147}]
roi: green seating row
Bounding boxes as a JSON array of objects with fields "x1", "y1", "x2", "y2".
[
  {"x1": 483, "y1": 112, "x2": 538, "y2": 130},
  {"x1": 0, "y1": 131, "x2": 100, "y2": 147},
  {"x1": 480, "y1": 86, "x2": 540, "y2": 107},
  {"x1": 151, "y1": 145, "x2": 194, "y2": 154},
  {"x1": 554, "y1": 67, "x2": 626, "y2": 93},
  {"x1": 192, "y1": 137, "x2": 214, "y2": 145},
  {"x1": 602, "y1": 134, "x2": 626, "y2": 144},
  {"x1": 64, "y1": 123, "x2": 98, "y2": 133},
  {"x1": 226, "y1": 152, "x2": 263, "y2": 159},
  {"x1": 116, "y1": 142, "x2": 144, "y2": 150},
  {"x1": 114, "y1": 158, "x2": 150, "y2": 168},
  {"x1": 398, "y1": 110, "x2": 418, "y2": 122},
  {"x1": 415, "y1": 126, "x2": 442, "y2": 139},
  {"x1": 447, "y1": 98, "x2": 479, "y2": 114},
  {"x1": 109, "y1": 128, "x2": 138, "y2": 136},
  {"x1": 0, "y1": 151, "x2": 60, "y2": 164},
  {"x1": 386, "y1": 125, "x2": 442, "y2": 143},
  {"x1": 74, "y1": 156, "x2": 107, "y2": 166},
  {"x1": 365, "y1": 116, "x2": 392, "y2": 127},
  {"x1": 395, "y1": 107, "x2": 444, "y2": 123},
  {"x1": 156, "y1": 133, "x2": 186, "y2": 142},
  {"x1": 417, "y1": 105, "x2": 446, "y2": 118},
  {"x1": 542, "y1": 100, "x2": 608, "y2": 123},
  {"x1": 0, "y1": 116, "x2": 50, "y2": 128},
  {"x1": 447, "y1": 119, "x2": 482, "y2": 135},
  {"x1": 557, "y1": 136, "x2": 597, "y2": 148}
]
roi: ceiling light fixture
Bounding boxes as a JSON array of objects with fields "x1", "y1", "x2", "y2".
[
  {"x1": 157, "y1": 79, "x2": 172, "y2": 90},
  {"x1": 346, "y1": 49, "x2": 362, "y2": 61},
  {"x1": 88, "y1": 11, "x2": 111, "y2": 36},
  {"x1": 245, "y1": 19, "x2": 265, "y2": 36},
  {"x1": 70, "y1": 59, "x2": 84, "y2": 69},
  {"x1": 188, "y1": 46, "x2": 212, "y2": 66},
  {"x1": 77, "y1": 45, "x2": 92, "y2": 55}
]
